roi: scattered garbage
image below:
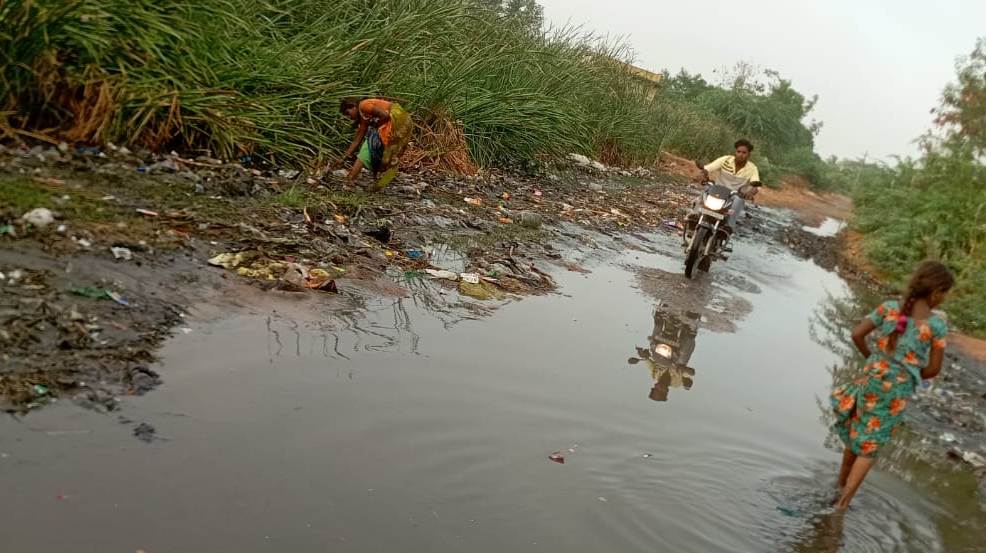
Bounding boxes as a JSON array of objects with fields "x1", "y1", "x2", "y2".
[
  {"x1": 110, "y1": 246, "x2": 133, "y2": 261},
  {"x1": 138, "y1": 159, "x2": 179, "y2": 173},
  {"x1": 963, "y1": 451, "x2": 986, "y2": 469},
  {"x1": 70, "y1": 286, "x2": 113, "y2": 300},
  {"x1": 21, "y1": 207, "x2": 54, "y2": 229},
  {"x1": 135, "y1": 208, "x2": 159, "y2": 217},
  {"x1": 500, "y1": 209, "x2": 542, "y2": 229},
  {"x1": 464, "y1": 197, "x2": 483, "y2": 206},
  {"x1": 304, "y1": 268, "x2": 338, "y2": 292},
  {"x1": 208, "y1": 251, "x2": 258, "y2": 269},
  {"x1": 460, "y1": 272, "x2": 481, "y2": 284},
  {"x1": 33, "y1": 384, "x2": 49, "y2": 396},
  {"x1": 363, "y1": 226, "x2": 392, "y2": 244},
  {"x1": 0, "y1": 224, "x2": 14, "y2": 237},
  {"x1": 406, "y1": 249, "x2": 425, "y2": 260},
  {"x1": 107, "y1": 291, "x2": 130, "y2": 306},
  {"x1": 425, "y1": 269, "x2": 459, "y2": 281},
  {"x1": 941, "y1": 432, "x2": 957, "y2": 443},
  {"x1": 549, "y1": 451, "x2": 566, "y2": 464},
  {"x1": 459, "y1": 279, "x2": 501, "y2": 300}
]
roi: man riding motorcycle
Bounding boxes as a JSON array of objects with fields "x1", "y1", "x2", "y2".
[{"x1": 690, "y1": 138, "x2": 762, "y2": 251}]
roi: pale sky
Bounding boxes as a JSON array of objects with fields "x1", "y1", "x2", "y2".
[{"x1": 538, "y1": 0, "x2": 986, "y2": 161}]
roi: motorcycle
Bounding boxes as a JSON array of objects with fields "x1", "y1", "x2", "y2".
[{"x1": 682, "y1": 165, "x2": 761, "y2": 279}]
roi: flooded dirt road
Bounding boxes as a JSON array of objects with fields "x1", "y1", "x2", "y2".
[{"x1": 1, "y1": 228, "x2": 983, "y2": 552}]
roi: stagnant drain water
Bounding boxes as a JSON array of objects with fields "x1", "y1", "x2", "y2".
[{"x1": 1, "y1": 232, "x2": 982, "y2": 553}]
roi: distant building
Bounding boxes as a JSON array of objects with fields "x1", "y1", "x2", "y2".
[{"x1": 625, "y1": 63, "x2": 663, "y2": 101}]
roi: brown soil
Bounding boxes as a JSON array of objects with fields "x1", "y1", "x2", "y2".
[{"x1": 756, "y1": 176, "x2": 852, "y2": 226}]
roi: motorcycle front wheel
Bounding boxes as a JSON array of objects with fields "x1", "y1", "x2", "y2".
[{"x1": 684, "y1": 227, "x2": 707, "y2": 279}]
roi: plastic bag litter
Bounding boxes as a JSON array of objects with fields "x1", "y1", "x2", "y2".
[
  {"x1": 22, "y1": 208, "x2": 54, "y2": 229},
  {"x1": 425, "y1": 269, "x2": 459, "y2": 281}
]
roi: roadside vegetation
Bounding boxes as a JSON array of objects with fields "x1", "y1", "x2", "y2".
[
  {"x1": 838, "y1": 38, "x2": 986, "y2": 334},
  {"x1": 2, "y1": 0, "x2": 821, "y2": 175}
]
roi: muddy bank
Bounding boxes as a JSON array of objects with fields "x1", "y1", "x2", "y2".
[{"x1": 0, "y1": 143, "x2": 691, "y2": 412}]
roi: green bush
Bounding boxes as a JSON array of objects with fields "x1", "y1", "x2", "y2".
[{"x1": 852, "y1": 147, "x2": 986, "y2": 333}]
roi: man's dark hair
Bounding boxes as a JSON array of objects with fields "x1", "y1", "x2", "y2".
[{"x1": 734, "y1": 138, "x2": 753, "y2": 151}]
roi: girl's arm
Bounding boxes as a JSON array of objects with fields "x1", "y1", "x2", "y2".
[
  {"x1": 342, "y1": 120, "x2": 368, "y2": 161},
  {"x1": 851, "y1": 318, "x2": 876, "y2": 358},
  {"x1": 921, "y1": 347, "x2": 944, "y2": 379}
]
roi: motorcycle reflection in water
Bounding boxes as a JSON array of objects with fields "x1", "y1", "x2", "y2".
[{"x1": 628, "y1": 308, "x2": 700, "y2": 402}]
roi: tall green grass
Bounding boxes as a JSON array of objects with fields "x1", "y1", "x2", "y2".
[
  {"x1": 1, "y1": 0, "x2": 811, "y2": 172},
  {"x1": 850, "y1": 146, "x2": 986, "y2": 334}
]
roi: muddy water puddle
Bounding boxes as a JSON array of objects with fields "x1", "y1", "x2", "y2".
[{"x1": 1, "y1": 233, "x2": 983, "y2": 552}]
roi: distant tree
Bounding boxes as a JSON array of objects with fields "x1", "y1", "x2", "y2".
[
  {"x1": 934, "y1": 37, "x2": 986, "y2": 154},
  {"x1": 661, "y1": 69, "x2": 713, "y2": 100},
  {"x1": 472, "y1": 0, "x2": 544, "y2": 35}
]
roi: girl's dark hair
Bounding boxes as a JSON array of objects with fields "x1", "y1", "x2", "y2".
[
  {"x1": 339, "y1": 97, "x2": 361, "y2": 115},
  {"x1": 888, "y1": 260, "x2": 955, "y2": 349},
  {"x1": 734, "y1": 138, "x2": 754, "y2": 151}
]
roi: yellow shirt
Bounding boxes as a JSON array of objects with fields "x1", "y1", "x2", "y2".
[{"x1": 704, "y1": 156, "x2": 760, "y2": 190}]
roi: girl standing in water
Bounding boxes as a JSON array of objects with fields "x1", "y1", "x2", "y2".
[
  {"x1": 830, "y1": 260, "x2": 954, "y2": 509},
  {"x1": 338, "y1": 97, "x2": 412, "y2": 191}
]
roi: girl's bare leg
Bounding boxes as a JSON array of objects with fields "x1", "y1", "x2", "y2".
[
  {"x1": 837, "y1": 448, "x2": 857, "y2": 489},
  {"x1": 347, "y1": 160, "x2": 364, "y2": 182},
  {"x1": 835, "y1": 456, "x2": 874, "y2": 510}
]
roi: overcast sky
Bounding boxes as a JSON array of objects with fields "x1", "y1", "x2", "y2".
[{"x1": 538, "y1": 0, "x2": 985, "y2": 161}]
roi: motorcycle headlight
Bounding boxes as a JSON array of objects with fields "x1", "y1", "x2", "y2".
[
  {"x1": 703, "y1": 196, "x2": 726, "y2": 211},
  {"x1": 654, "y1": 344, "x2": 673, "y2": 359}
]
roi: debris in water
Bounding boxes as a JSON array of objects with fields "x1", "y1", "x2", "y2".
[
  {"x1": 304, "y1": 268, "x2": 338, "y2": 292},
  {"x1": 133, "y1": 423, "x2": 157, "y2": 443},
  {"x1": 549, "y1": 452, "x2": 565, "y2": 464},
  {"x1": 110, "y1": 246, "x2": 133, "y2": 261},
  {"x1": 776, "y1": 505, "x2": 804, "y2": 517},
  {"x1": 458, "y1": 280, "x2": 500, "y2": 300},
  {"x1": 597, "y1": 497, "x2": 608, "y2": 503}
]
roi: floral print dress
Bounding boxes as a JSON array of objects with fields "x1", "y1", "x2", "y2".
[{"x1": 830, "y1": 300, "x2": 948, "y2": 456}]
